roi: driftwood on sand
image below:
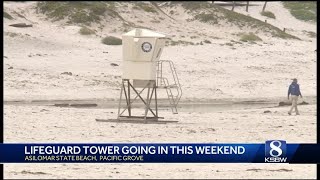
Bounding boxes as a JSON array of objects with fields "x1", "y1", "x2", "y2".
[
  {"x1": 54, "y1": 103, "x2": 98, "y2": 108},
  {"x1": 9, "y1": 23, "x2": 33, "y2": 28},
  {"x1": 278, "y1": 101, "x2": 309, "y2": 106}
]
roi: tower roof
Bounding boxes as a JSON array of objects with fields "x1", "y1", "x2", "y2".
[{"x1": 122, "y1": 28, "x2": 167, "y2": 38}]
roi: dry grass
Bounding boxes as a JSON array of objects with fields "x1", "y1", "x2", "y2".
[
  {"x1": 4, "y1": 11, "x2": 14, "y2": 20},
  {"x1": 79, "y1": 27, "x2": 95, "y2": 35},
  {"x1": 239, "y1": 32, "x2": 262, "y2": 42}
]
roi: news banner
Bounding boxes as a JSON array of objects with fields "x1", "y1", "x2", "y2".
[{"x1": 0, "y1": 141, "x2": 319, "y2": 163}]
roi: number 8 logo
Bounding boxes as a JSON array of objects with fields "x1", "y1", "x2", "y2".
[{"x1": 269, "y1": 140, "x2": 283, "y2": 157}]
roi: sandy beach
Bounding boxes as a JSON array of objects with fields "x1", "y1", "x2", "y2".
[
  {"x1": 3, "y1": 1, "x2": 317, "y2": 179},
  {"x1": 3, "y1": 103, "x2": 317, "y2": 179}
]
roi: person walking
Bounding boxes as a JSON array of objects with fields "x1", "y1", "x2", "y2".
[{"x1": 287, "y1": 78, "x2": 303, "y2": 115}]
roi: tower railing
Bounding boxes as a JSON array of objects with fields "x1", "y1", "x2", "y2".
[{"x1": 156, "y1": 60, "x2": 182, "y2": 114}]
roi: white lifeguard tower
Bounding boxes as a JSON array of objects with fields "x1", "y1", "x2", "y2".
[{"x1": 105, "y1": 28, "x2": 182, "y2": 123}]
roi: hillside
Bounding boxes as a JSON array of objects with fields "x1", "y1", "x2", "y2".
[
  {"x1": 3, "y1": 1, "x2": 317, "y2": 101},
  {"x1": 4, "y1": 2, "x2": 304, "y2": 41}
]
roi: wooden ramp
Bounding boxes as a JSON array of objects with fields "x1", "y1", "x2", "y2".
[{"x1": 95, "y1": 118, "x2": 178, "y2": 124}]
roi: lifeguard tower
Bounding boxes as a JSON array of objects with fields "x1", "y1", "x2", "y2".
[{"x1": 97, "y1": 28, "x2": 182, "y2": 124}]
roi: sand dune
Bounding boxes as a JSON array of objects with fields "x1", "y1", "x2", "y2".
[{"x1": 3, "y1": 2, "x2": 316, "y2": 101}]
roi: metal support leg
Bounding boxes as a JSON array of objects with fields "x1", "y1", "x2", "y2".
[
  {"x1": 117, "y1": 80, "x2": 124, "y2": 120},
  {"x1": 123, "y1": 80, "x2": 129, "y2": 116},
  {"x1": 148, "y1": 81, "x2": 156, "y2": 119},
  {"x1": 128, "y1": 80, "x2": 131, "y2": 117},
  {"x1": 154, "y1": 83, "x2": 158, "y2": 117},
  {"x1": 115, "y1": 80, "x2": 160, "y2": 122},
  {"x1": 119, "y1": 82, "x2": 148, "y2": 116},
  {"x1": 129, "y1": 82, "x2": 157, "y2": 116},
  {"x1": 144, "y1": 83, "x2": 151, "y2": 122}
]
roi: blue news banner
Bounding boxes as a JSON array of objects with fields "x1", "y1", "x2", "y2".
[{"x1": 0, "y1": 141, "x2": 319, "y2": 163}]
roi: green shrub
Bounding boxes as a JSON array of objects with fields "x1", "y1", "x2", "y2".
[
  {"x1": 260, "y1": 11, "x2": 276, "y2": 19},
  {"x1": 132, "y1": 5, "x2": 140, "y2": 10},
  {"x1": 134, "y1": 3, "x2": 157, "y2": 13},
  {"x1": 283, "y1": 2, "x2": 317, "y2": 22},
  {"x1": 70, "y1": 11, "x2": 89, "y2": 24},
  {"x1": 36, "y1": 2, "x2": 108, "y2": 25},
  {"x1": 194, "y1": 13, "x2": 219, "y2": 24},
  {"x1": 270, "y1": 31, "x2": 298, "y2": 39},
  {"x1": 5, "y1": 32, "x2": 19, "y2": 37},
  {"x1": 204, "y1": 40, "x2": 211, "y2": 44},
  {"x1": 180, "y1": 1, "x2": 212, "y2": 11},
  {"x1": 150, "y1": 20, "x2": 160, "y2": 23},
  {"x1": 4, "y1": 11, "x2": 13, "y2": 20},
  {"x1": 79, "y1": 27, "x2": 95, "y2": 35},
  {"x1": 141, "y1": 5, "x2": 157, "y2": 13},
  {"x1": 239, "y1": 32, "x2": 262, "y2": 42},
  {"x1": 101, "y1": 36, "x2": 122, "y2": 45},
  {"x1": 169, "y1": 40, "x2": 194, "y2": 46},
  {"x1": 37, "y1": 2, "x2": 70, "y2": 20}
]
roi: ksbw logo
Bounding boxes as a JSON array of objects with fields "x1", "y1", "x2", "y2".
[{"x1": 265, "y1": 140, "x2": 287, "y2": 163}]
